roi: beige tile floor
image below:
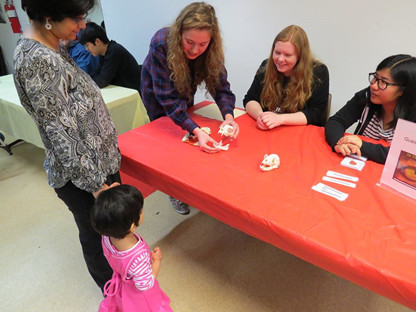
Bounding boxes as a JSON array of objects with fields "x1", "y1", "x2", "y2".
[{"x1": 0, "y1": 140, "x2": 413, "y2": 312}]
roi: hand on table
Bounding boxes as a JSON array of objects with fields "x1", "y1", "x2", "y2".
[
  {"x1": 334, "y1": 135, "x2": 362, "y2": 157},
  {"x1": 258, "y1": 112, "x2": 284, "y2": 130},
  {"x1": 337, "y1": 135, "x2": 363, "y2": 148},
  {"x1": 194, "y1": 127, "x2": 221, "y2": 153},
  {"x1": 256, "y1": 114, "x2": 269, "y2": 130}
]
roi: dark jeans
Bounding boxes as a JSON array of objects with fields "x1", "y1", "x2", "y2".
[{"x1": 54, "y1": 172, "x2": 121, "y2": 291}]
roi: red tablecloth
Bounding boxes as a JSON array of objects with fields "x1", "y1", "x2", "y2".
[{"x1": 118, "y1": 110, "x2": 416, "y2": 309}]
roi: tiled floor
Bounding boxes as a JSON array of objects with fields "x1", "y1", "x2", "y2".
[{"x1": 0, "y1": 140, "x2": 413, "y2": 311}]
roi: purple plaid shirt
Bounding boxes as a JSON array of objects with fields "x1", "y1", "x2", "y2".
[{"x1": 141, "y1": 27, "x2": 236, "y2": 133}]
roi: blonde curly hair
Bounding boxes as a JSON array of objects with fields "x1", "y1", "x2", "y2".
[
  {"x1": 167, "y1": 2, "x2": 225, "y2": 101},
  {"x1": 261, "y1": 25, "x2": 320, "y2": 112}
]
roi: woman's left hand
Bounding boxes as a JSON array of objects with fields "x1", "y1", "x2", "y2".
[
  {"x1": 219, "y1": 118, "x2": 240, "y2": 139},
  {"x1": 337, "y1": 135, "x2": 363, "y2": 148},
  {"x1": 260, "y1": 112, "x2": 284, "y2": 129}
]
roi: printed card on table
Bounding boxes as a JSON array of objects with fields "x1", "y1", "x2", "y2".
[{"x1": 379, "y1": 119, "x2": 416, "y2": 199}]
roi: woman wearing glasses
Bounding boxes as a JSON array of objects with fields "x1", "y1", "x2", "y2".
[
  {"x1": 14, "y1": 0, "x2": 121, "y2": 291},
  {"x1": 325, "y1": 54, "x2": 415, "y2": 163}
]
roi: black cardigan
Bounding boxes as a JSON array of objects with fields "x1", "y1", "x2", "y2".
[
  {"x1": 324, "y1": 87, "x2": 415, "y2": 164},
  {"x1": 243, "y1": 60, "x2": 330, "y2": 126}
]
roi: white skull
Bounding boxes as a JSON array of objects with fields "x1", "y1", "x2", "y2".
[
  {"x1": 260, "y1": 154, "x2": 280, "y2": 171},
  {"x1": 218, "y1": 125, "x2": 234, "y2": 136}
]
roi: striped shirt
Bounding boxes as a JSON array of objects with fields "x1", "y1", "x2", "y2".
[
  {"x1": 103, "y1": 234, "x2": 154, "y2": 291},
  {"x1": 362, "y1": 113, "x2": 394, "y2": 142}
]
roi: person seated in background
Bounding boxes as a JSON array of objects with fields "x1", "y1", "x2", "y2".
[
  {"x1": 78, "y1": 22, "x2": 142, "y2": 94},
  {"x1": 325, "y1": 54, "x2": 416, "y2": 164},
  {"x1": 243, "y1": 25, "x2": 329, "y2": 129},
  {"x1": 63, "y1": 37, "x2": 101, "y2": 76}
]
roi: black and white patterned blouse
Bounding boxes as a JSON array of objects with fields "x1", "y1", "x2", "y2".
[{"x1": 13, "y1": 37, "x2": 121, "y2": 193}]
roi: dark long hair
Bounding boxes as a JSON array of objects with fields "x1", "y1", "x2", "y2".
[
  {"x1": 376, "y1": 54, "x2": 416, "y2": 127},
  {"x1": 22, "y1": 0, "x2": 95, "y2": 23}
]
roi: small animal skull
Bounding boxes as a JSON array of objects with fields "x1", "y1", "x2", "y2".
[
  {"x1": 260, "y1": 154, "x2": 280, "y2": 171},
  {"x1": 218, "y1": 125, "x2": 234, "y2": 137}
]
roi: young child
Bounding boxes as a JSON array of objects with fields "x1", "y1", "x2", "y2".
[{"x1": 91, "y1": 184, "x2": 172, "y2": 312}]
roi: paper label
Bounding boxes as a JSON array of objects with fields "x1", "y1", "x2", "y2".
[
  {"x1": 326, "y1": 171, "x2": 359, "y2": 182},
  {"x1": 312, "y1": 183, "x2": 349, "y2": 201},
  {"x1": 341, "y1": 156, "x2": 365, "y2": 171},
  {"x1": 322, "y1": 176, "x2": 356, "y2": 188}
]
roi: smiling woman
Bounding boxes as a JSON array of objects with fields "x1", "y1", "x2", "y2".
[
  {"x1": 141, "y1": 1, "x2": 239, "y2": 153},
  {"x1": 13, "y1": 0, "x2": 122, "y2": 292},
  {"x1": 243, "y1": 25, "x2": 330, "y2": 130},
  {"x1": 325, "y1": 54, "x2": 416, "y2": 164},
  {"x1": 181, "y1": 28, "x2": 211, "y2": 60},
  {"x1": 140, "y1": 1, "x2": 240, "y2": 215}
]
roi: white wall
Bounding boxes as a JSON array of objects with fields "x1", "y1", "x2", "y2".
[
  {"x1": 100, "y1": 0, "x2": 416, "y2": 116},
  {"x1": 0, "y1": 0, "x2": 415, "y2": 117}
]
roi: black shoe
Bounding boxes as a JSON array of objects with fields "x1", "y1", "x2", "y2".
[{"x1": 168, "y1": 196, "x2": 190, "y2": 215}]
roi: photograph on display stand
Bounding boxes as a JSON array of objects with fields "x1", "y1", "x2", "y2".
[{"x1": 393, "y1": 150, "x2": 416, "y2": 189}]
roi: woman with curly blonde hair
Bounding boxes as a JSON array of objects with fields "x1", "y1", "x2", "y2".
[
  {"x1": 244, "y1": 25, "x2": 329, "y2": 130},
  {"x1": 141, "y1": 2, "x2": 239, "y2": 147},
  {"x1": 141, "y1": 2, "x2": 239, "y2": 214}
]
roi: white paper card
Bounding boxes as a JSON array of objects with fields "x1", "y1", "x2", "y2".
[
  {"x1": 326, "y1": 171, "x2": 359, "y2": 182},
  {"x1": 312, "y1": 183, "x2": 349, "y2": 201},
  {"x1": 322, "y1": 176, "x2": 357, "y2": 188},
  {"x1": 379, "y1": 119, "x2": 416, "y2": 199},
  {"x1": 341, "y1": 156, "x2": 365, "y2": 171}
]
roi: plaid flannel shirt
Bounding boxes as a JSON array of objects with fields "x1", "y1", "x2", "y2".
[{"x1": 141, "y1": 27, "x2": 236, "y2": 134}]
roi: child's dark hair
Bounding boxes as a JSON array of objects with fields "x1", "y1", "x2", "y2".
[
  {"x1": 91, "y1": 185, "x2": 144, "y2": 239},
  {"x1": 79, "y1": 22, "x2": 110, "y2": 45}
]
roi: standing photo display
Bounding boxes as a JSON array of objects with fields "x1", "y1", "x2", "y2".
[{"x1": 379, "y1": 119, "x2": 416, "y2": 199}]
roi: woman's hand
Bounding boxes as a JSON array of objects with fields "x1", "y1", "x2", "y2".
[
  {"x1": 219, "y1": 114, "x2": 240, "y2": 138},
  {"x1": 256, "y1": 114, "x2": 269, "y2": 130},
  {"x1": 334, "y1": 143, "x2": 362, "y2": 156},
  {"x1": 92, "y1": 182, "x2": 120, "y2": 198},
  {"x1": 193, "y1": 127, "x2": 221, "y2": 153},
  {"x1": 334, "y1": 135, "x2": 363, "y2": 157},
  {"x1": 260, "y1": 112, "x2": 284, "y2": 129},
  {"x1": 337, "y1": 135, "x2": 363, "y2": 148}
]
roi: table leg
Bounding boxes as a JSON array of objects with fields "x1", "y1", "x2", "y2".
[{"x1": 0, "y1": 132, "x2": 23, "y2": 155}]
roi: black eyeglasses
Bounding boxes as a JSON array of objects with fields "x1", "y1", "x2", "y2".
[
  {"x1": 71, "y1": 13, "x2": 88, "y2": 24},
  {"x1": 368, "y1": 72, "x2": 401, "y2": 90}
]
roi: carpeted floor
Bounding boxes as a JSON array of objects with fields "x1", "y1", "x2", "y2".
[{"x1": 0, "y1": 139, "x2": 413, "y2": 312}]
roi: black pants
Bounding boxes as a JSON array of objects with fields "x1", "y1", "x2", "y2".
[{"x1": 54, "y1": 172, "x2": 121, "y2": 291}]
